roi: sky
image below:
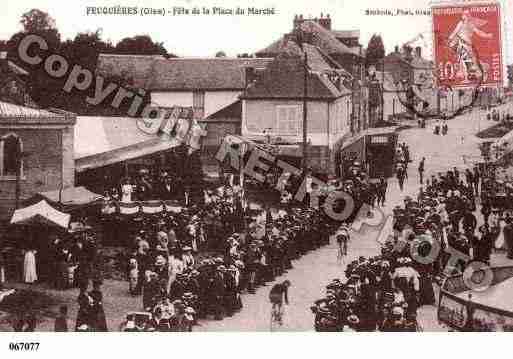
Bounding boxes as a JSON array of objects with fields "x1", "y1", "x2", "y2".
[{"x1": 1, "y1": 0, "x2": 512, "y2": 64}]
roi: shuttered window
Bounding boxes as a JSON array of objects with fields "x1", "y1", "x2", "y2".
[{"x1": 276, "y1": 105, "x2": 300, "y2": 136}]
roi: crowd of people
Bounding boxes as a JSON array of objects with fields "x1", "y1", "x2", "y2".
[
  {"x1": 105, "y1": 153, "x2": 396, "y2": 331},
  {"x1": 310, "y1": 154, "x2": 513, "y2": 331},
  {"x1": 113, "y1": 181, "x2": 344, "y2": 331}
]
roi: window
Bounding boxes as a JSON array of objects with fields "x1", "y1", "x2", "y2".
[
  {"x1": 0, "y1": 133, "x2": 24, "y2": 179},
  {"x1": 192, "y1": 91, "x2": 205, "y2": 118},
  {"x1": 276, "y1": 105, "x2": 300, "y2": 136}
]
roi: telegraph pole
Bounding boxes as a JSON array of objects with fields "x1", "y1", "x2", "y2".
[
  {"x1": 293, "y1": 26, "x2": 309, "y2": 172},
  {"x1": 302, "y1": 49, "x2": 308, "y2": 172}
]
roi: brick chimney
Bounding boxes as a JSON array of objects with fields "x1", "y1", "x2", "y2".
[
  {"x1": 293, "y1": 13, "x2": 331, "y2": 30},
  {"x1": 318, "y1": 13, "x2": 332, "y2": 30},
  {"x1": 415, "y1": 46, "x2": 422, "y2": 58},
  {"x1": 293, "y1": 14, "x2": 304, "y2": 29},
  {"x1": 403, "y1": 45, "x2": 413, "y2": 61}
]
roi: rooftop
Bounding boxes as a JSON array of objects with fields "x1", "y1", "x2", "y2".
[
  {"x1": 0, "y1": 101, "x2": 75, "y2": 125},
  {"x1": 242, "y1": 49, "x2": 351, "y2": 100},
  {"x1": 96, "y1": 55, "x2": 273, "y2": 91},
  {"x1": 256, "y1": 20, "x2": 362, "y2": 58}
]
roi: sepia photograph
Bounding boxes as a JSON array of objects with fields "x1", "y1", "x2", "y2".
[{"x1": 0, "y1": 1, "x2": 513, "y2": 351}]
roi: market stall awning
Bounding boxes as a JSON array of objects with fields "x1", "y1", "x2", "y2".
[
  {"x1": 10, "y1": 200, "x2": 70, "y2": 229},
  {"x1": 23, "y1": 186, "x2": 104, "y2": 213},
  {"x1": 38, "y1": 186, "x2": 103, "y2": 206},
  {"x1": 74, "y1": 116, "x2": 181, "y2": 172}
]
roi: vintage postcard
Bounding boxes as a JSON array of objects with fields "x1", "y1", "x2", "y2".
[{"x1": 0, "y1": 0, "x2": 513, "y2": 349}]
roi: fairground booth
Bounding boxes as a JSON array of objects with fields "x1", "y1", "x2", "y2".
[
  {"x1": 338, "y1": 127, "x2": 398, "y2": 179},
  {"x1": 438, "y1": 266, "x2": 513, "y2": 331},
  {"x1": 2, "y1": 186, "x2": 103, "y2": 286}
]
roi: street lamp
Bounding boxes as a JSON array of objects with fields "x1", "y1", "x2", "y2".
[{"x1": 292, "y1": 27, "x2": 309, "y2": 172}]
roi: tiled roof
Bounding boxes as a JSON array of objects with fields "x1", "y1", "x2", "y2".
[
  {"x1": 332, "y1": 30, "x2": 360, "y2": 39},
  {"x1": 242, "y1": 52, "x2": 350, "y2": 100},
  {"x1": 256, "y1": 21, "x2": 361, "y2": 57},
  {"x1": 0, "y1": 101, "x2": 75, "y2": 124},
  {"x1": 96, "y1": 54, "x2": 273, "y2": 91},
  {"x1": 96, "y1": 54, "x2": 165, "y2": 88},
  {"x1": 384, "y1": 51, "x2": 433, "y2": 70},
  {"x1": 147, "y1": 58, "x2": 273, "y2": 91}
]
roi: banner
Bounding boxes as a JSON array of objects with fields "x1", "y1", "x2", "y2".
[{"x1": 432, "y1": 2, "x2": 503, "y2": 89}]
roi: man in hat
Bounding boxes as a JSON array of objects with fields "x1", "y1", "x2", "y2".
[
  {"x1": 418, "y1": 157, "x2": 425, "y2": 185},
  {"x1": 269, "y1": 280, "x2": 291, "y2": 325},
  {"x1": 207, "y1": 265, "x2": 226, "y2": 320},
  {"x1": 396, "y1": 164, "x2": 406, "y2": 191}
]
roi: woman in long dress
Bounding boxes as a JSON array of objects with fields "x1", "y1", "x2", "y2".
[{"x1": 23, "y1": 249, "x2": 38, "y2": 284}]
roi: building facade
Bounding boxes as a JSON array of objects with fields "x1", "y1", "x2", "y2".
[
  {"x1": 241, "y1": 49, "x2": 352, "y2": 175},
  {"x1": 96, "y1": 55, "x2": 272, "y2": 119},
  {"x1": 0, "y1": 101, "x2": 76, "y2": 220}
]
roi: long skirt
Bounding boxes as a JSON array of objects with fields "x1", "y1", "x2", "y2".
[{"x1": 23, "y1": 251, "x2": 37, "y2": 283}]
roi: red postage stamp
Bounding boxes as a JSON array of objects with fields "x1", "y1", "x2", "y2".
[{"x1": 432, "y1": 2, "x2": 503, "y2": 89}]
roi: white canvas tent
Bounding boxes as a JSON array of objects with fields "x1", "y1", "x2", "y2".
[{"x1": 10, "y1": 200, "x2": 71, "y2": 229}]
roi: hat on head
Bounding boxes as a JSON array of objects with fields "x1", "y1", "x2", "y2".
[
  {"x1": 347, "y1": 315, "x2": 360, "y2": 325},
  {"x1": 392, "y1": 306, "x2": 404, "y2": 316},
  {"x1": 155, "y1": 255, "x2": 166, "y2": 266},
  {"x1": 183, "y1": 292, "x2": 194, "y2": 299}
]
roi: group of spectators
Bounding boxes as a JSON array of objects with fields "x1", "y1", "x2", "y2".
[
  {"x1": 311, "y1": 156, "x2": 513, "y2": 331},
  {"x1": 312, "y1": 248, "x2": 434, "y2": 332},
  {"x1": 117, "y1": 181, "x2": 340, "y2": 331}
]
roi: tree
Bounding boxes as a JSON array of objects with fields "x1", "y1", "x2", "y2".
[
  {"x1": 19, "y1": 9, "x2": 60, "y2": 50},
  {"x1": 366, "y1": 34, "x2": 385, "y2": 68},
  {"x1": 215, "y1": 51, "x2": 227, "y2": 58},
  {"x1": 115, "y1": 35, "x2": 169, "y2": 56},
  {"x1": 60, "y1": 29, "x2": 115, "y2": 70}
]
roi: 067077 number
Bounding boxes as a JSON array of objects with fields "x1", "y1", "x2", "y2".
[{"x1": 9, "y1": 342, "x2": 40, "y2": 351}]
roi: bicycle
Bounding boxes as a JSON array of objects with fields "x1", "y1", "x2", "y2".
[{"x1": 270, "y1": 303, "x2": 284, "y2": 331}]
